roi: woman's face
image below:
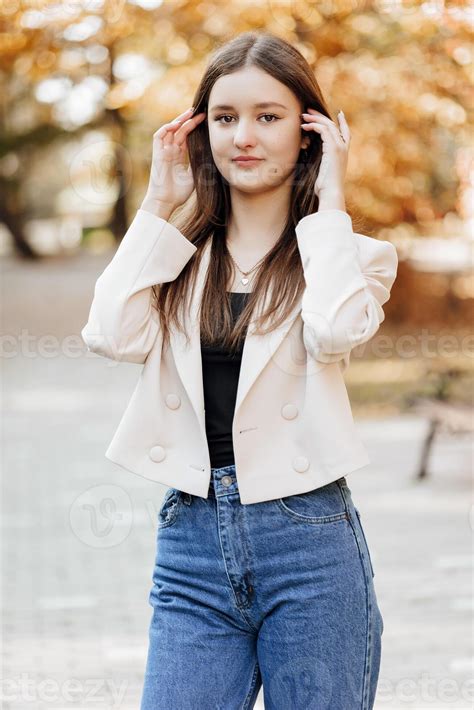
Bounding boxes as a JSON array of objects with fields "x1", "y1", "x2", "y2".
[{"x1": 207, "y1": 66, "x2": 310, "y2": 193}]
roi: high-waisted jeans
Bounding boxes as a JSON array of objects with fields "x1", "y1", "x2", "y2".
[{"x1": 140, "y1": 464, "x2": 384, "y2": 709}]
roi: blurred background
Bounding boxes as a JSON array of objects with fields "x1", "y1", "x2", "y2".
[{"x1": 1, "y1": 1, "x2": 473, "y2": 708}]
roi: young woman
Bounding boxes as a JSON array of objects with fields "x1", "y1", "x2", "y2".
[{"x1": 82, "y1": 31, "x2": 398, "y2": 710}]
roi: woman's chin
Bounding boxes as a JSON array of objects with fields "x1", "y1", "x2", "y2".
[{"x1": 223, "y1": 170, "x2": 285, "y2": 193}]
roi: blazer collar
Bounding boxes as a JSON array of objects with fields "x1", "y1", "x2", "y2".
[{"x1": 169, "y1": 234, "x2": 302, "y2": 436}]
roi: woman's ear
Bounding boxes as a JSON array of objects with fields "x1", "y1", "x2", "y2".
[{"x1": 301, "y1": 136, "x2": 311, "y2": 151}]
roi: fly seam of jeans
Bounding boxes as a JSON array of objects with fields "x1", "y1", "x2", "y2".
[
  {"x1": 242, "y1": 661, "x2": 261, "y2": 709},
  {"x1": 215, "y1": 496, "x2": 259, "y2": 633},
  {"x1": 240, "y1": 503, "x2": 258, "y2": 599},
  {"x1": 337, "y1": 482, "x2": 374, "y2": 710}
]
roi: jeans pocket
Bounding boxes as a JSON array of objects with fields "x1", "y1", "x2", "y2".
[
  {"x1": 354, "y1": 507, "x2": 375, "y2": 578},
  {"x1": 158, "y1": 487, "x2": 183, "y2": 529},
  {"x1": 275, "y1": 480, "x2": 349, "y2": 525}
]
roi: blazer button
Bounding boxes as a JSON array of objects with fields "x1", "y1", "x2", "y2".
[
  {"x1": 281, "y1": 403, "x2": 298, "y2": 420},
  {"x1": 293, "y1": 456, "x2": 309, "y2": 473},
  {"x1": 165, "y1": 393, "x2": 181, "y2": 409},
  {"x1": 149, "y1": 445, "x2": 166, "y2": 462}
]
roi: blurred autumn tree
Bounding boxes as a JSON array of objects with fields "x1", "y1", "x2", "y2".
[{"x1": 0, "y1": 0, "x2": 472, "y2": 258}]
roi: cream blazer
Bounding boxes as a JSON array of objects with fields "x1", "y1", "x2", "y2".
[{"x1": 81, "y1": 208, "x2": 398, "y2": 504}]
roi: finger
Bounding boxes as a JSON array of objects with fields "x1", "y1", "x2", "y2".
[
  {"x1": 325, "y1": 120, "x2": 347, "y2": 147},
  {"x1": 154, "y1": 108, "x2": 196, "y2": 142},
  {"x1": 301, "y1": 122, "x2": 333, "y2": 141},
  {"x1": 337, "y1": 112, "x2": 351, "y2": 144},
  {"x1": 154, "y1": 111, "x2": 206, "y2": 151},
  {"x1": 172, "y1": 107, "x2": 196, "y2": 122},
  {"x1": 302, "y1": 111, "x2": 342, "y2": 133},
  {"x1": 303, "y1": 109, "x2": 339, "y2": 129},
  {"x1": 303, "y1": 109, "x2": 349, "y2": 139},
  {"x1": 307, "y1": 105, "x2": 350, "y2": 140},
  {"x1": 160, "y1": 117, "x2": 195, "y2": 147},
  {"x1": 302, "y1": 117, "x2": 345, "y2": 148},
  {"x1": 302, "y1": 122, "x2": 346, "y2": 154},
  {"x1": 172, "y1": 113, "x2": 207, "y2": 147},
  {"x1": 154, "y1": 122, "x2": 182, "y2": 148}
]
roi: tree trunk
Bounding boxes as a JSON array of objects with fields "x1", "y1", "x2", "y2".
[{"x1": 0, "y1": 200, "x2": 39, "y2": 259}]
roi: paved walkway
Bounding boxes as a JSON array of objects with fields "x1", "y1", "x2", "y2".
[{"x1": 2, "y1": 252, "x2": 472, "y2": 709}]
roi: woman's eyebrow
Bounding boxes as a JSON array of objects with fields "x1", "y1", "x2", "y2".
[{"x1": 209, "y1": 101, "x2": 288, "y2": 112}]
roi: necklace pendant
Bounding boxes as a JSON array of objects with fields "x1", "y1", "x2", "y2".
[{"x1": 241, "y1": 277, "x2": 249, "y2": 285}]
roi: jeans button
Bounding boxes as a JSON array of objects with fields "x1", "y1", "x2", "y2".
[{"x1": 221, "y1": 475, "x2": 232, "y2": 487}]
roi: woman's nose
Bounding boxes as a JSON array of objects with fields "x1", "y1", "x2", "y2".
[{"x1": 233, "y1": 121, "x2": 257, "y2": 147}]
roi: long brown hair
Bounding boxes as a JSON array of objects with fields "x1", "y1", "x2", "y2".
[{"x1": 153, "y1": 30, "x2": 364, "y2": 355}]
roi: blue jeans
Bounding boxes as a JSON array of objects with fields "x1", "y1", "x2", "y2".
[{"x1": 140, "y1": 464, "x2": 384, "y2": 709}]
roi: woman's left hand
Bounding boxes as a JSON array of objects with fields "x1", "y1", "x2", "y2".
[{"x1": 301, "y1": 109, "x2": 350, "y2": 200}]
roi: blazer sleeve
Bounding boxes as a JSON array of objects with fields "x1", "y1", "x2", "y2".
[
  {"x1": 295, "y1": 209, "x2": 398, "y2": 368},
  {"x1": 81, "y1": 208, "x2": 197, "y2": 364}
]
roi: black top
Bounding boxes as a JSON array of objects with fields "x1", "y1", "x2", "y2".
[{"x1": 201, "y1": 291, "x2": 251, "y2": 468}]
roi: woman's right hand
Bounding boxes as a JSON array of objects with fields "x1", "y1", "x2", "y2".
[{"x1": 140, "y1": 107, "x2": 207, "y2": 218}]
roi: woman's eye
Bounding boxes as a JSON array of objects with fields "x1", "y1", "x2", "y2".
[{"x1": 214, "y1": 114, "x2": 279, "y2": 124}]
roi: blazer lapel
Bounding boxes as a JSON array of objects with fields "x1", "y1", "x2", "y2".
[
  {"x1": 170, "y1": 234, "x2": 302, "y2": 434},
  {"x1": 234, "y1": 289, "x2": 301, "y2": 414},
  {"x1": 169, "y1": 237, "x2": 211, "y2": 435}
]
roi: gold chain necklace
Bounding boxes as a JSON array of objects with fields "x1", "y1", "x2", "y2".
[{"x1": 227, "y1": 249, "x2": 268, "y2": 287}]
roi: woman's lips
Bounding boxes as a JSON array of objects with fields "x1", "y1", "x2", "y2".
[{"x1": 232, "y1": 158, "x2": 263, "y2": 166}]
